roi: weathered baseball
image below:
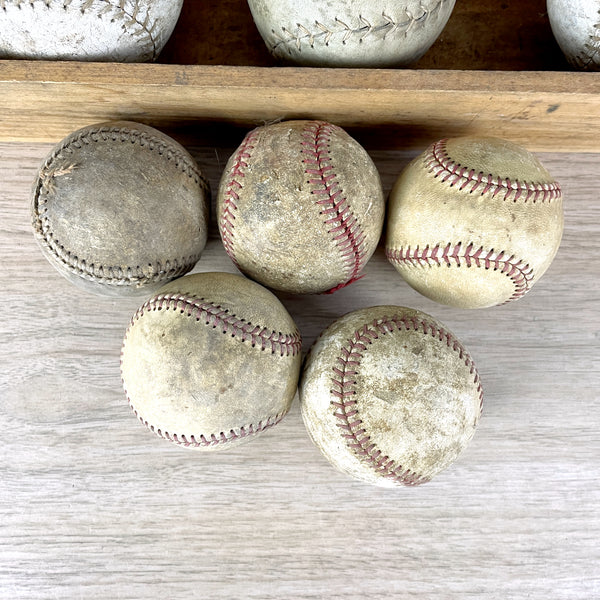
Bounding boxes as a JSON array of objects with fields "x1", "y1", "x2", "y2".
[
  {"x1": 386, "y1": 137, "x2": 564, "y2": 309},
  {"x1": 247, "y1": 0, "x2": 456, "y2": 67},
  {"x1": 31, "y1": 120, "x2": 209, "y2": 297},
  {"x1": 300, "y1": 306, "x2": 482, "y2": 487},
  {"x1": 0, "y1": 0, "x2": 182, "y2": 62},
  {"x1": 217, "y1": 120, "x2": 385, "y2": 295},
  {"x1": 548, "y1": 0, "x2": 600, "y2": 70},
  {"x1": 121, "y1": 272, "x2": 303, "y2": 450}
]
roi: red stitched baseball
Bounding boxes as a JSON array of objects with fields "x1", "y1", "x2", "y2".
[
  {"x1": 301, "y1": 121, "x2": 367, "y2": 292},
  {"x1": 330, "y1": 314, "x2": 484, "y2": 486},
  {"x1": 426, "y1": 139, "x2": 562, "y2": 203},
  {"x1": 219, "y1": 128, "x2": 260, "y2": 268},
  {"x1": 121, "y1": 291, "x2": 301, "y2": 447},
  {"x1": 386, "y1": 242, "x2": 534, "y2": 303}
]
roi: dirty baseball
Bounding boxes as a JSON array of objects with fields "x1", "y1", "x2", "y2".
[
  {"x1": 386, "y1": 136, "x2": 564, "y2": 309},
  {"x1": 31, "y1": 120, "x2": 210, "y2": 297},
  {"x1": 121, "y1": 272, "x2": 303, "y2": 450},
  {"x1": 299, "y1": 305, "x2": 483, "y2": 487},
  {"x1": 217, "y1": 119, "x2": 385, "y2": 295}
]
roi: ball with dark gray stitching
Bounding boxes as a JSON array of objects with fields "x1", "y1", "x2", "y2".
[
  {"x1": 31, "y1": 121, "x2": 210, "y2": 297},
  {"x1": 300, "y1": 306, "x2": 483, "y2": 487},
  {"x1": 121, "y1": 272, "x2": 303, "y2": 450}
]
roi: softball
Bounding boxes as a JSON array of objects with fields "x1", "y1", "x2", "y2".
[
  {"x1": 386, "y1": 137, "x2": 564, "y2": 309},
  {"x1": 31, "y1": 120, "x2": 209, "y2": 297},
  {"x1": 217, "y1": 120, "x2": 385, "y2": 295},
  {"x1": 247, "y1": 0, "x2": 456, "y2": 67},
  {"x1": 548, "y1": 0, "x2": 600, "y2": 70},
  {"x1": 299, "y1": 306, "x2": 483, "y2": 487},
  {"x1": 121, "y1": 272, "x2": 303, "y2": 450},
  {"x1": 0, "y1": 0, "x2": 182, "y2": 62}
]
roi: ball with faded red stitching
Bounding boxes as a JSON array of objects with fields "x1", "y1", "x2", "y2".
[
  {"x1": 217, "y1": 120, "x2": 385, "y2": 295},
  {"x1": 121, "y1": 272, "x2": 302, "y2": 450},
  {"x1": 299, "y1": 305, "x2": 483, "y2": 487},
  {"x1": 386, "y1": 137, "x2": 564, "y2": 309}
]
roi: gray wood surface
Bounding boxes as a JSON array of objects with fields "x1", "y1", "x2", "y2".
[{"x1": 1, "y1": 140, "x2": 598, "y2": 599}]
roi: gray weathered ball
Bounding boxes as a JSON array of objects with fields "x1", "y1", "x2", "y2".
[
  {"x1": 247, "y1": 0, "x2": 456, "y2": 67},
  {"x1": 386, "y1": 137, "x2": 564, "y2": 309},
  {"x1": 0, "y1": 0, "x2": 182, "y2": 62},
  {"x1": 217, "y1": 120, "x2": 385, "y2": 294},
  {"x1": 300, "y1": 306, "x2": 483, "y2": 487},
  {"x1": 547, "y1": 0, "x2": 600, "y2": 70},
  {"x1": 121, "y1": 272, "x2": 303, "y2": 450},
  {"x1": 31, "y1": 120, "x2": 209, "y2": 297}
]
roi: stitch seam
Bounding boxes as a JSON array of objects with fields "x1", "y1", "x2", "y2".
[
  {"x1": 0, "y1": 0, "x2": 159, "y2": 60},
  {"x1": 120, "y1": 293, "x2": 301, "y2": 446},
  {"x1": 386, "y1": 243, "x2": 534, "y2": 303},
  {"x1": 219, "y1": 128, "x2": 260, "y2": 269},
  {"x1": 572, "y1": 9, "x2": 600, "y2": 69},
  {"x1": 301, "y1": 121, "x2": 367, "y2": 292},
  {"x1": 32, "y1": 124, "x2": 209, "y2": 287},
  {"x1": 270, "y1": 2, "x2": 446, "y2": 53},
  {"x1": 330, "y1": 314, "x2": 483, "y2": 485},
  {"x1": 426, "y1": 139, "x2": 561, "y2": 203}
]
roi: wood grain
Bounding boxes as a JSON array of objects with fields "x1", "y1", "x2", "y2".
[
  {"x1": 1, "y1": 62, "x2": 600, "y2": 152},
  {"x1": 0, "y1": 141, "x2": 598, "y2": 599}
]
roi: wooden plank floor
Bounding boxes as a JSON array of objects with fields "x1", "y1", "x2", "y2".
[{"x1": 1, "y1": 140, "x2": 598, "y2": 599}]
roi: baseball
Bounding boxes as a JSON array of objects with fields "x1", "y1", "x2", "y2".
[
  {"x1": 31, "y1": 120, "x2": 209, "y2": 297},
  {"x1": 385, "y1": 137, "x2": 564, "y2": 309},
  {"x1": 217, "y1": 120, "x2": 385, "y2": 295},
  {"x1": 548, "y1": 0, "x2": 600, "y2": 70},
  {"x1": 299, "y1": 306, "x2": 482, "y2": 487},
  {"x1": 247, "y1": 0, "x2": 456, "y2": 67},
  {"x1": 0, "y1": 0, "x2": 182, "y2": 62},
  {"x1": 120, "y1": 272, "x2": 303, "y2": 450}
]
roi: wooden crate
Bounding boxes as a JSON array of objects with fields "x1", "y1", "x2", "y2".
[{"x1": 1, "y1": 0, "x2": 600, "y2": 151}]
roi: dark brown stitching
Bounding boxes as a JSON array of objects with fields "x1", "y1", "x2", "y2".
[
  {"x1": 426, "y1": 139, "x2": 561, "y2": 203},
  {"x1": 32, "y1": 124, "x2": 209, "y2": 287},
  {"x1": 386, "y1": 242, "x2": 534, "y2": 303},
  {"x1": 0, "y1": 0, "x2": 159, "y2": 60},
  {"x1": 219, "y1": 128, "x2": 260, "y2": 269},
  {"x1": 330, "y1": 314, "x2": 483, "y2": 486},
  {"x1": 121, "y1": 292, "x2": 300, "y2": 447},
  {"x1": 301, "y1": 121, "x2": 367, "y2": 292}
]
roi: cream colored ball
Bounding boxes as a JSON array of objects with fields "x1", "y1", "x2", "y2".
[
  {"x1": 0, "y1": 0, "x2": 183, "y2": 62},
  {"x1": 247, "y1": 0, "x2": 456, "y2": 67},
  {"x1": 121, "y1": 272, "x2": 303, "y2": 450},
  {"x1": 386, "y1": 137, "x2": 564, "y2": 309},
  {"x1": 300, "y1": 306, "x2": 483, "y2": 487}
]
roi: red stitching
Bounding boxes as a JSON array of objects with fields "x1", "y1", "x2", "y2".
[
  {"x1": 301, "y1": 121, "x2": 367, "y2": 293},
  {"x1": 425, "y1": 139, "x2": 562, "y2": 203},
  {"x1": 132, "y1": 293, "x2": 302, "y2": 357},
  {"x1": 331, "y1": 315, "x2": 483, "y2": 486},
  {"x1": 121, "y1": 291, "x2": 301, "y2": 447},
  {"x1": 386, "y1": 243, "x2": 534, "y2": 303},
  {"x1": 219, "y1": 129, "x2": 260, "y2": 268}
]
